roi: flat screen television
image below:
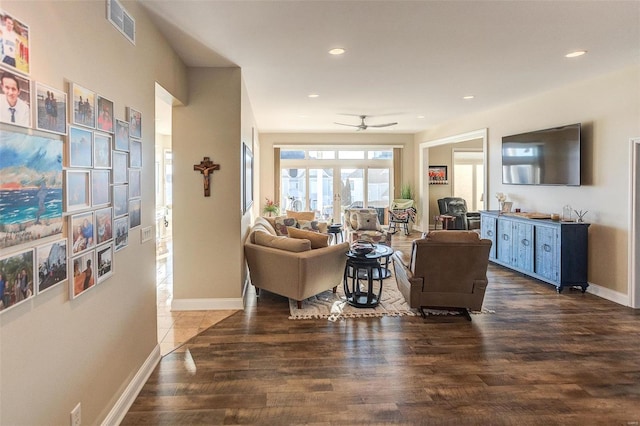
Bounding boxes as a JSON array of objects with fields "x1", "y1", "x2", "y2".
[{"x1": 502, "y1": 123, "x2": 581, "y2": 186}]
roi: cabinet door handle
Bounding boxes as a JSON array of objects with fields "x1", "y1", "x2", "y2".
[
  {"x1": 543, "y1": 243, "x2": 551, "y2": 252},
  {"x1": 502, "y1": 234, "x2": 509, "y2": 241},
  {"x1": 487, "y1": 230, "x2": 494, "y2": 237},
  {"x1": 521, "y1": 239, "x2": 530, "y2": 246}
]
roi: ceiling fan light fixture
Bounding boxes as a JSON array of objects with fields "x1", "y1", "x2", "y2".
[{"x1": 328, "y1": 47, "x2": 345, "y2": 55}]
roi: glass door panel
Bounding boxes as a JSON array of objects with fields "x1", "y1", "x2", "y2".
[
  {"x1": 340, "y1": 168, "x2": 364, "y2": 214},
  {"x1": 281, "y1": 168, "x2": 306, "y2": 211},
  {"x1": 309, "y1": 168, "x2": 333, "y2": 220},
  {"x1": 367, "y1": 168, "x2": 390, "y2": 224}
]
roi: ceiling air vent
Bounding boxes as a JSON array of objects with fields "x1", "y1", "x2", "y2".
[{"x1": 107, "y1": 0, "x2": 135, "y2": 45}]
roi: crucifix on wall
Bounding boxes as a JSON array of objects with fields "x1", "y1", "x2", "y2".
[{"x1": 193, "y1": 156, "x2": 220, "y2": 197}]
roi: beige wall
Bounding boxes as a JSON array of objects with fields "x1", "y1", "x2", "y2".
[
  {"x1": 0, "y1": 1, "x2": 187, "y2": 424},
  {"x1": 415, "y1": 66, "x2": 640, "y2": 297}
]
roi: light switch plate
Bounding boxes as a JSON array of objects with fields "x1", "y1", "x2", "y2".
[{"x1": 141, "y1": 226, "x2": 153, "y2": 243}]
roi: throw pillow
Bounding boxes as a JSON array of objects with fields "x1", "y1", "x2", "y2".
[
  {"x1": 254, "y1": 231, "x2": 311, "y2": 252},
  {"x1": 287, "y1": 226, "x2": 329, "y2": 249},
  {"x1": 355, "y1": 212, "x2": 380, "y2": 231},
  {"x1": 274, "y1": 216, "x2": 298, "y2": 236},
  {"x1": 286, "y1": 210, "x2": 315, "y2": 221},
  {"x1": 297, "y1": 219, "x2": 323, "y2": 232}
]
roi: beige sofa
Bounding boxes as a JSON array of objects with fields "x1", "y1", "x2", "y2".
[
  {"x1": 392, "y1": 230, "x2": 491, "y2": 320},
  {"x1": 244, "y1": 217, "x2": 350, "y2": 308}
]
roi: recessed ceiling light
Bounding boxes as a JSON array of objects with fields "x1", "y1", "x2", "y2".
[
  {"x1": 463, "y1": 95, "x2": 475, "y2": 100},
  {"x1": 565, "y1": 50, "x2": 587, "y2": 58},
  {"x1": 308, "y1": 93, "x2": 319, "y2": 98},
  {"x1": 417, "y1": 115, "x2": 425, "y2": 119},
  {"x1": 329, "y1": 48, "x2": 345, "y2": 55}
]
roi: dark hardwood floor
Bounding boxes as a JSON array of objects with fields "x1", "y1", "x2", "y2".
[{"x1": 123, "y1": 234, "x2": 640, "y2": 425}]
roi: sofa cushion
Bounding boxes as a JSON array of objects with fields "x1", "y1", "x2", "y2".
[
  {"x1": 286, "y1": 210, "x2": 315, "y2": 221},
  {"x1": 297, "y1": 219, "x2": 329, "y2": 234},
  {"x1": 287, "y1": 226, "x2": 330, "y2": 249},
  {"x1": 254, "y1": 230, "x2": 311, "y2": 252},
  {"x1": 254, "y1": 216, "x2": 277, "y2": 235},
  {"x1": 274, "y1": 216, "x2": 298, "y2": 236},
  {"x1": 355, "y1": 211, "x2": 380, "y2": 230}
]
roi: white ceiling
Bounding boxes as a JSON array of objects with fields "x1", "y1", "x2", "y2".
[{"x1": 141, "y1": 0, "x2": 640, "y2": 135}]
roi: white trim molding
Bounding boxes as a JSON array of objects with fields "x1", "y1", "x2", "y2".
[
  {"x1": 586, "y1": 282, "x2": 629, "y2": 307},
  {"x1": 101, "y1": 345, "x2": 161, "y2": 426},
  {"x1": 172, "y1": 297, "x2": 244, "y2": 311},
  {"x1": 629, "y1": 137, "x2": 640, "y2": 308}
]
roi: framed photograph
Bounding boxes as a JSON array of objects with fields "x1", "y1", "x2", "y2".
[
  {"x1": 0, "y1": 127, "x2": 63, "y2": 249},
  {"x1": 129, "y1": 198, "x2": 141, "y2": 229},
  {"x1": 95, "y1": 207, "x2": 113, "y2": 245},
  {"x1": 112, "y1": 150, "x2": 128, "y2": 184},
  {"x1": 64, "y1": 169, "x2": 91, "y2": 212},
  {"x1": 69, "y1": 211, "x2": 95, "y2": 255},
  {"x1": 35, "y1": 82, "x2": 67, "y2": 135},
  {"x1": 114, "y1": 119, "x2": 129, "y2": 151},
  {"x1": 96, "y1": 95, "x2": 114, "y2": 133},
  {"x1": 243, "y1": 143, "x2": 253, "y2": 213},
  {"x1": 70, "y1": 250, "x2": 95, "y2": 299},
  {"x1": 36, "y1": 238, "x2": 67, "y2": 294},
  {"x1": 68, "y1": 126, "x2": 93, "y2": 168},
  {"x1": 92, "y1": 169, "x2": 111, "y2": 207},
  {"x1": 70, "y1": 82, "x2": 96, "y2": 128},
  {"x1": 0, "y1": 248, "x2": 34, "y2": 313},
  {"x1": 0, "y1": 68, "x2": 31, "y2": 127},
  {"x1": 113, "y1": 184, "x2": 128, "y2": 218},
  {"x1": 129, "y1": 139, "x2": 142, "y2": 168},
  {"x1": 96, "y1": 242, "x2": 114, "y2": 284},
  {"x1": 127, "y1": 106, "x2": 142, "y2": 139},
  {"x1": 0, "y1": 11, "x2": 30, "y2": 75},
  {"x1": 93, "y1": 132, "x2": 112, "y2": 169},
  {"x1": 114, "y1": 215, "x2": 129, "y2": 252},
  {"x1": 501, "y1": 201, "x2": 513, "y2": 213},
  {"x1": 129, "y1": 169, "x2": 141, "y2": 199},
  {"x1": 428, "y1": 165, "x2": 448, "y2": 185}
]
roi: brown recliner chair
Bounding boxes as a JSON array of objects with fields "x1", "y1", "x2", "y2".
[{"x1": 392, "y1": 230, "x2": 492, "y2": 320}]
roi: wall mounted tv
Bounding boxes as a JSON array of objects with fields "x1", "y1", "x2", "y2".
[{"x1": 502, "y1": 123, "x2": 581, "y2": 186}]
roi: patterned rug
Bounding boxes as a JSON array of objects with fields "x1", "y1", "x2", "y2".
[{"x1": 289, "y1": 274, "x2": 417, "y2": 320}]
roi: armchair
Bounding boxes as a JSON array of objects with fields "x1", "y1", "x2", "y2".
[
  {"x1": 391, "y1": 230, "x2": 491, "y2": 319},
  {"x1": 343, "y1": 208, "x2": 392, "y2": 246},
  {"x1": 437, "y1": 197, "x2": 480, "y2": 230}
]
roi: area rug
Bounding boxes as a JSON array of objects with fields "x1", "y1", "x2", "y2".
[{"x1": 289, "y1": 274, "x2": 417, "y2": 321}]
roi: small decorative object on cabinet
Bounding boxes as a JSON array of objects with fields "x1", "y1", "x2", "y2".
[{"x1": 480, "y1": 211, "x2": 589, "y2": 293}]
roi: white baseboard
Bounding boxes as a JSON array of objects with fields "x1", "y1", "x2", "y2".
[
  {"x1": 172, "y1": 297, "x2": 244, "y2": 311},
  {"x1": 585, "y1": 281, "x2": 630, "y2": 306},
  {"x1": 101, "y1": 344, "x2": 161, "y2": 426}
]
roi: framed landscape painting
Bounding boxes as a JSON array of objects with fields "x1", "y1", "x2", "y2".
[
  {"x1": 35, "y1": 82, "x2": 67, "y2": 135},
  {"x1": 70, "y1": 82, "x2": 96, "y2": 129},
  {"x1": 36, "y1": 238, "x2": 68, "y2": 294},
  {"x1": 0, "y1": 127, "x2": 63, "y2": 249},
  {"x1": 0, "y1": 248, "x2": 34, "y2": 313}
]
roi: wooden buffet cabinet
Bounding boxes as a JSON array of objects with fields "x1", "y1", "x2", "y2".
[{"x1": 480, "y1": 211, "x2": 589, "y2": 293}]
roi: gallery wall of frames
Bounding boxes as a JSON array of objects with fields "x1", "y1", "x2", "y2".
[{"x1": 0, "y1": 8, "x2": 144, "y2": 312}]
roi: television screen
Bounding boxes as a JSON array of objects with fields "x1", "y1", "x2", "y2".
[{"x1": 502, "y1": 123, "x2": 581, "y2": 186}]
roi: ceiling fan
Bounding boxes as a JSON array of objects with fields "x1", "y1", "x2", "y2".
[{"x1": 334, "y1": 115, "x2": 398, "y2": 131}]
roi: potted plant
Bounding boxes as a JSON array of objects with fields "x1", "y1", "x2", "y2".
[
  {"x1": 400, "y1": 183, "x2": 414, "y2": 200},
  {"x1": 262, "y1": 198, "x2": 279, "y2": 217}
]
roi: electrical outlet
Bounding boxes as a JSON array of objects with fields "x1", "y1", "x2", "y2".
[{"x1": 70, "y1": 402, "x2": 81, "y2": 426}]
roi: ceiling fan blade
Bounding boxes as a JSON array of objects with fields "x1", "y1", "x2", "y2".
[
  {"x1": 367, "y1": 122, "x2": 398, "y2": 128},
  {"x1": 334, "y1": 122, "x2": 362, "y2": 127}
]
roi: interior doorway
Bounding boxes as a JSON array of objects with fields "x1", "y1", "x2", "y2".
[
  {"x1": 630, "y1": 137, "x2": 640, "y2": 308},
  {"x1": 418, "y1": 129, "x2": 488, "y2": 231}
]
